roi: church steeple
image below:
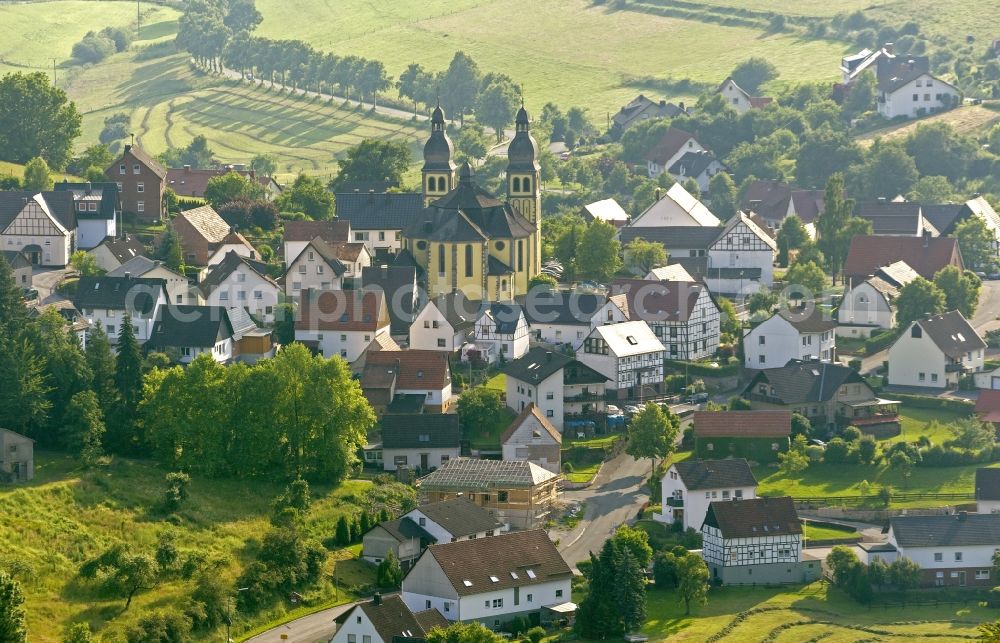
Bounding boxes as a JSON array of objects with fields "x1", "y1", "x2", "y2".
[
  {"x1": 506, "y1": 104, "x2": 541, "y2": 279},
  {"x1": 422, "y1": 101, "x2": 457, "y2": 206}
]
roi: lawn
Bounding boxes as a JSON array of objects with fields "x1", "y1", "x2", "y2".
[
  {"x1": 1, "y1": 451, "x2": 376, "y2": 642},
  {"x1": 483, "y1": 372, "x2": 506, "y2": 392},
  {"x1": 642, "y1": 581, "x2": 989, "y2": 641},
  {"x1": 802, "y1": 520, "x2": 858, "y2": 542},
  {"x1": 0, "y1": 160, "x2": 82, "y2": 184},
  {"x1": 255, "y1": 0, "x2": 851, "y2": 114},
  {"x1": 0, "y1": 1, "x2": 178, "y2": 76},
  {"x1": 894, "y1": 405, "x2": 970, "y2": 445}
]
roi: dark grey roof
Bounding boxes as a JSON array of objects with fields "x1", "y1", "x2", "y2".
[
  {"x1": 507, "y1": 107, "x2": 540, "y2": 172},
  {"x1": 775, "y1": 309, "x2": 838, "y2": 334},
  {"x1": 612, "y1": 94, "x2": 687, "y2": 128},
  {"x1": 407, "y1": 166, "x2": 534, "y2": 242},
  {"x1": 200, "y1": 251, "x2": 273, "y2": 295},
  {"x1": 673, "y1": 458, "x2": 757, "y2": 491},
  {"x1": 93, "y1": 234, "x2": 147, "y2": 264},
  {"x1": 914, "y1": 310, "x2": 986, "y2": 359},
  {"x1": 335, "y1": 191, "x2": 425, "y2": 231},
  {"x1": 563, "y1": 360, "x2": 610, "y2": 385},
  {"x1": 0, "y1": 191, "x2": 76, "y2": 232},
  {"x1": 74, "y1": 276, "x2": 164, "y2": 314},
  {"x1": 890, "y1": 513, "x2": 1000, "y2": 548},
  {"x1": 922, "y1": 204, "x2": 964, "y2": 234},
  {"x1": 704, "y1": 496, "x2": 801, "y2": 539},
  {"x1": 976, "y1": 468, "x2": 1000, "y2": 501},
  {"x1": 376, "y1": 517, "x2": 434, "y2": 543},
  {"x1": 362, "y1": 265, "x2": 417, "y2": 334},
  {"x1": 381, "y1": 414, "x2": 460, "y2": 449},
  {"x1": 423, "y1": 291, "x2": 479, "y2": 332},
  {"x1": 487, "y1": 254, "x2": 513, "y2": 276},
  {"x1": 743, "y1": 359, "x2": 870, "y2": 405},
  {"x1": 877, "y1": 56, "x2": 932, "y2": 93},
  {"x1": 618, "y1": 226, "x2": 721, "y2": 249},
  {"x1": 423, "y1": 104, "x2": 456, "y2": 171},
  {"x1": 855, "y1": 201, "x2": 926, "y2": 235},
  {"x1": 335, "y1": 595, "x2": 447, "y2": 643},
  {"x1": 414, "y1": 498, "x2": 502, "y2": 537},
  {"x1": 668, "y1": 151, "x2": 722, "y2": 178},
  {"x1": 503, "y1": 346, "x2": 573, "y2": 384},
  {"x1": 1, "y1": 250, "x2": 30, "y2": 270},
  {"x1": 149, "y1": 305, "x2": 233, "y2": 349},
  {"x1": 386, "y1": 393, "x2": 428, "y2": 414},
  {"x1": 521, "y1": 292, "x2": 606, "y2": 326},
  {"x1": 486, "y1": 302, "x2": 523, "y2": 334},
  {"x1": 54, "y1": 181, "x2": 119, "y2": 220}
]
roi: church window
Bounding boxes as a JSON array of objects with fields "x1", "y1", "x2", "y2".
[
  {"x1": 427, "y1": 177, "x2": 434, "y2": 191},
  {"x1": 465, "y1": 244, "x2": 473, "y2": 277},
  {"x1": 416, "y1": 240, "x2": 427, "y2": 251},
  {"x1": 495, "y1": 241, "x2": 505, "y2": 251},
  {"x1": 523, "y1": 177, "x2": 531, "y2": 192},
  {"x1": 438, "y1": 176, "x2": 446, "y2": 191},
  {"x1": 513, "y1": 177, "x2": 521, "y2": 192},
  {"x1": 517, "y1": 240, "x2": 523, "y2": 271},
  {"x1": 438, "y1": 244, "x2": 446, "y2": 272}
]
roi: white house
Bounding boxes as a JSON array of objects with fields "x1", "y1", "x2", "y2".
[
  {"x1": 295, "y1": 289, "x2": 390, "y2": 364},
  {"x1": 656, "y1": 458, "x2": 758, "y2": 532},
  {"x1": 610, "y1": 279, "x2": 721, "y2": 361},
  {"x1": 109, "y1": 255, "x2": 196, "y2": 305},
  {"x1": 73, "y1": 275, "x2": 166, "y2": 344},
  {"x1": 645, "y1": 127, "x2": 707, "y2": 180},
  {"x1": 976, "y1": 469, "x2": 1000, "y2": 514},
  {"x1": 331, "y1": 594, "x2": 447, "y2": 643},
  {"x1": 838, "y1": 262, "x2": 919, "y2": 337},
  {"x1": 627, "y1": 182, "x2": 720, "y2": 228},
  {"x1": 717, "y1": 77, "x2": 772, "y2": 114},
  {"x1": 877, "y1": 69, "x2": 960, "y2": 119},
  {"x1": 362, "y1": 498, "x2": 504, "y2": 567},
  {"x1": 580, "y1": 198, "x2": 630, "y2": 227},
  {"x1": 744, "y1": 309, "x2": 837, "y2": 369},
  {"x1": 147, "y1": 304, "x2": 235, "y2": 364},
  {"x1": 87, "y1": 234, "x2": 146, "y2": 272},
  {"x1": 501, "y1": 404, "x2": 562, "y2": 474},
  {"x1": 668, "y1": 151, "x2": 728, "y2": 195},
  {"x1": 0, "y1": 191, "x2": 76, "y2": 267},
  {"x1": 704, "y1": 211, "x2": 777, "y2": 296},
  {"x1": 206, "y1": 229, "x2": 258, "y2": 266},
  {"x1": 401, "y1": 529, "x2": 574, "y2": 630},
  {"x1": 380, "y1": 414, "x2": 461, "y2": 472},
  {"x1": 888, "y1": 310, "x2": 985, "y2": 388},
  {"x1": 282, "y1": 219, "x2": 351, "y2": 267},
  {"x1": 522, "y1": 292, "x2": 624, "y2": 350},
  {"x1": 199, "y1": 251, "x2": 280, "y2": 323},
  {"x1": 335, "y1": 192, "x2": 424, "y2": 259},
  {"x1": 283, "y1": 237, "x2": 346, "y2": 300},
  {"x1": 54, "y1": 182, "x2": 118, "y2": 249},
  {"x1": 409, "y1": 292, "x2": 478, "y2": 353},
  {"x1": 578, "y1": 320, "x2": 665, "y2": 399},
  {"x1": 885, "y1": 513, "x2": 1000, "y2": 587},
  {"x1": 701, "y1": 496, "x2": 819, "y2": 585},
  {"x1": 470, "y1": 303, "x2": 529, "y2": 364},
  {"x1": 503, "y1": 346, "x2": 609, "y2": 431}
]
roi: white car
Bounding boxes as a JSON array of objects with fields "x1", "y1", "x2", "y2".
[{"x1": 606, "y1": 404, "x2": 622, "y2": 415}]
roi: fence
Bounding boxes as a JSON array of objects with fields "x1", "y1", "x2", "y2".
[{"x1": 793, "y1": 491, "x2": 974, "y2": 505}]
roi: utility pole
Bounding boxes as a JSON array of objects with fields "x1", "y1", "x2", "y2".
[
  {"x1": 52, "y1": 58, "x2": 57, "y2": 87},
  {"x1": 137, "y1": 0, "x2": 141, "y2": 40}
]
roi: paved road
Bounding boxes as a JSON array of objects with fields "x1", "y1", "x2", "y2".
[
  {"x1": 244, "y1": 601, "x2": 357, "y2": 643},
  {"x1": 32, "y1": 267, "x2": 72, "y2": 302},
  {"x1": 972, "y1": 279, "x2": 1000, "y2": 334},
  {"x1": 555, "y1": 450, "x2": 651, "y2": 569}
]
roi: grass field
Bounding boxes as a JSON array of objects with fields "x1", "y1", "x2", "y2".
[
  {"x1": 0, "y1": 1, "x2": 178, "y2": 76},
  {"x1": 802, "y1": 520, "x2": 858, "y2": 542},
  {"x1": 0, "y1": 160, "x2": 82, "y2": 184},
  {"x1": 642, "y1": 581, "x2": 988, "y2": 641},
  {"x1": 858, "y1": 103, "x2": 1000, "y2": 146},
  {"x1": 255, "y1": 0, "x2": 851, "y2": 115},
  {"x1": 895, "y1": 405, "x2": 970, "y2": 444},
  {"x1": 1, "y1": 451, "x2": 375, "y2": 642}
]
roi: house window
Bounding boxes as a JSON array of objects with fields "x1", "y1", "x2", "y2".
[
  {"x1": 547, "y1": 409, "x2": 554, "y2": 417},
  {"x1": 237, "y1": 291, "x2": 246, "y2": 301},
  {"x1": 918, "y1": 372, "x2": 925, "y2": 382},
  {"x1": 913, "y1": 94, "x2": 919, "y2": 101},
  {"x1": 465, "y1": 244, "x2": 473, "y2": 277},
  {"x1": 931, "y1": 373, "x2": 938, "y2": 383},
  {"x1": 546, "y1": 392, "x2": 554, "y2": 400},
  {"x1": 437, "y1": 338, "x2": 446, "y2": 347},
  {"x1": 734, "y1": 489, "x2": 742, "y2": 498},
  {"x1": 379, "y1": 231, "x2": 385, "y2": 241},
  {"x1": 759, "y1": 355, "x2": 765, "y2": 364},
  {"x1": 977, "y1": 570, "x2": 991, "y2": 580},
  {"x1": 137, "y1": 201, "x2": 144, "y2": 212},
  {"x1": 935, "y1": 572, "x2": 944, "y2": 586},
  {"x1": 438, "y1": 244, "x2": 445, "y2": 273},
  {"x1": 518, "y1": 240, "x2": 524, "y2": 271},
  {"x1": 116, "y1": 182, "x2": 123, "y2": 192},
  {"x1": 934, "y1": 553, "x2": 943, "y2": 562},
  {"x1": 340, "y1": 334, "x2": 347, "y2": 341},
  {"x1": 443, "y1": 602, "x2": 450, "y2": 612},
  {"x1": 555, "y1": 589, "x2": 563, "y2": 598},
  {"x1": 955, "y1": 552, "x2": 963, "y2": 562},
  {"x1": 133, "y1": 164, "x2": 140, "y2": 175},
  {"x1": 348, "y1": 635, "x2": 357, "y2": 643},
  {"x1": 119, "y1": 163, "x2": 126, "y2": 175},
  {"x1": 237, "y1": 273, "x2": 246, "y2": 282},
  {"x1": 722, "y1": 490, "x2": 730, "y2": 499},
  {"x1": 254, "y1": 290, "x2": 263, "y2": 300},
  {"x1": 317, "y1": 265, "x2": 324, "y2": 274},
  {"x1": 492, "y1": 598, "x2": 503, "y2": 608},
  {"x1": 771, "y1": 442, "x2": 780, "y2": 451},
  {"x1": 394, "y1": 455, "x2": 407, "y2": 466},
  {"x1": 219, "y1": 292, "x2": 229, "y2": 301},
  {"x1": 137, "y1": 182, "x2": 144, "y2": 193},
  {"x1": 298, "y1": 265, "x2": 307, "y2": 274},
  {"x1": 292, "y1": 281, "x2": 301, "y2": 290},
  {"x1": 106, "y1": 324, "x2": 115, "y2": 334},
  {"x1": 526, "y1": 594, "x2": 532, "y2": 602}
]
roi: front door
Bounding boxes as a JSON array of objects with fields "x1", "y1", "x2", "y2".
[
  {"x1": 958, "y1": 571, "x2": 967, "y2": 586},
  {"x1": 420, "y1": 453, "x2": 429, "y2": 470}
]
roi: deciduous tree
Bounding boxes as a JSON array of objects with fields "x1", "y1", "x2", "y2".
[
  {"x1": 933, "y1": 265, "x2": 981, "y2": 318},
  {"x1": 626, "y1": 403, "x2": 680, "y2": 484},
  {"x1": 439, "y1": 52, "x2": 481, "y2": 126},
  {"x1": 896, "y1": 277, "x2": 946, "y2": 329},
  {"x1": 776, "y1": 215, "x2": 809, "y2": 267},
  {"x1": 23, "y1": 156, "x2": 53, "y2": 191},
  {"x1": 329, "y1": 139, "x2": 411, "y2": 192},
  {"x1": 0, "y1": 571, "x2": 26, "y2": 643},
  {"x1": 203, "y1": 171, "x2": 265, "y2": 208},
  {"x1": 577, "y1": 220, "x2": 621, "y2": 280},
  {"x1": 954, "y1": 216, "x2": 999, "y2": 273},
  {"x1": 624, "y1": 237, "x2": 667, "y2": 276},
  {"x1": 278, "y1": 174, "x2": 334, "y2": 219},
  {"x1": 730, "y1": 57, "x2": 778, "y2": 93},
  {"x1": 676, "y1": 551, "x2": 710, "y2": 615},
  {"x1": 0, "y1": 72, "x2": 82, "y2": 169}
]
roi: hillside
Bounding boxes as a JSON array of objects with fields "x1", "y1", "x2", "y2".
[{"x1": 1, "y1": 452, "x2": 376, "y2": 642}]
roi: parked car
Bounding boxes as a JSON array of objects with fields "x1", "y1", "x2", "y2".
[
  {"x1": 21, "y1": 288, "x2": 38, "y2": 301},
  {"x1": 606, "y1": 413, "x2": 626, "y2": 428},
  {"x1": 606, "y1": 404, "x2": 622, "y2": 415},
  {"x1": 809, "y1": 439, "x2": 826, "y2": 447},
  {"x1": 685, "y1": 392, "x2": 709, "y2": 404},
  {"x1": 623, "y1": 405, "x2": 641, "y2": 416}
]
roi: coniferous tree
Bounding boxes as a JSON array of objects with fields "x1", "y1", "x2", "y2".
[
  {"x1": 62, "y1": 390, "x2": 106, "y2": 465},
  {"x1": 157, "y1": 223, "x2": 184, "y2": 272},
  {"x1": 110, "y1": 312, "x2": 143, "y2": 452},
  {"x1": 0, "y1": 255, "x2": 28, "y2": 337},
  {"x1": 85, "y1": 324, "x2": 117, "y2": 405},
  {"x1": 614, "y1": 547, "x2": 647, "y2": 632}
]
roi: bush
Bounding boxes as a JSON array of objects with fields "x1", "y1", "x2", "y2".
[
  {"x1": 526, "y1": 626, "x2": 546, "y2": 643},
  {"x1": 864, "y1": 329, "x2": 900, "y2": 354},
  {"x1": 893, "y1": 394, "x2": 975, "y2": 414},
  {"x1": 72, "y1": 32, "x2": 116, "y2": 63}
]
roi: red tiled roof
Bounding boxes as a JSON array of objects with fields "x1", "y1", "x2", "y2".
[
  {"x1": 283, "y1": 220, "x2": 351, "y2": 244},
  {"x1": 501, "y1": 403, "x2": 562, "y2": 445},
  {"x1": 843, "y1": 235, "x2": 963, "y2": 281},
  {"x1": 165, "y1": 167, "x2": 274, "y2": 198},
  {"x1": 296, "y1": 289, "x2": 387, "y2": 332},
  {"x1": 364, "y1": 349, "x2": 451, "y2": 390},
  {"x1": 693, "y1": 410, "x2": 792, "y2": 438},
  {"x1": 644, "y1": 126, "x2": 698, "y2": 165}
]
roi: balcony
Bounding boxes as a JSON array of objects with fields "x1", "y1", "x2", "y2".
[
  {"x1": 666, "y1": 496, "x2": 684, "y2": 508},
  {"x1": 945, "y1": 363, "x2": 965, "y2": 373},
  {"x1": 747, "y1": 393, "x2": 785, "y2": 406},
  {"x1": 564, "y1": 392, "x2": 607, "y2": 403}
]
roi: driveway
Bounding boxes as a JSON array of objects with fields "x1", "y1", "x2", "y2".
[
  {"x1": 243, "y1": 601, "x2": 357, "y2": 643},
  {"x1": 554, "y1": 450, "x2": 651, "y2": 569},
  {"x1": 32, "y1": 266, "x2": 73, "y2": 301},
  {"x1": 972, "y1": 278, "x2": 1000, "y2": 334}
]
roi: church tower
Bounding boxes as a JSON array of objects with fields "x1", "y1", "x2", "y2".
[
  {"x1": 506, "y1": 105, "x2": 541, "y2": 276},
  {"x1": 422, "y1": 103, "x2": 456, "y2": 207}
]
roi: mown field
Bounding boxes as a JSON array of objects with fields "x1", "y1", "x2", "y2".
[
  {"x1": 255, "y1": 0, "x2": 851, "y2": 114},
  {"x1": 1, "y1": 452, "x2": 375, "y2": 642},
  {"x1": 642, "y1": 581, "x2": 989, "y2": 641}
]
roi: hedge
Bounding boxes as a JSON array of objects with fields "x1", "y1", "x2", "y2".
[
  {"x1": 893, "y1": 393, "x2": 975, "y2": 414},
  {"x1": 664, "y1": 358, "x2": 740, "y2": 378},
  {"x1": 864, "y1": 328, "x2": 900, "y2": 354}
]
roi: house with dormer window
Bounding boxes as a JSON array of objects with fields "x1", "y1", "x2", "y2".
[
  {"x1": 401, "y1": 530, "x2": 573, "y2": 630},
  {"x1": 199, "y1": 250, "x2": 279, "y2": 322},
  {"x1": 578, "y1": 320, "x2": 665, "y2": 399},
  {"x1": 331, "y1": 594, "x2": 447, "y2": 643},
  {"x1": 295, "y1": 289, "x2": 390, "y2": 364},
  {"x1": 656, "y1": 458, "x2": 758, "y2": 532},
  {"x1": 74, "y1": 275, "x2": 166, "y2": 344},
  {"x1": 888, "y1": 310, "x2": 985, "y2": 388}
]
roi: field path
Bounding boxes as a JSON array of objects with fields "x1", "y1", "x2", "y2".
[{"x1": 856, "y1": 102, "x2": 1000, "y2": 146}]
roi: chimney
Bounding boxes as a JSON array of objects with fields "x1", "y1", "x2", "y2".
[
  {"x1": 546, "y1": 351, "x2": 553, "y2": 361},
  {"x1": 679, "y1": 101, "x2": 685, "y2": 111},
  {"x1": 124, "y1": 272, "x2": 131, "y2": 279},
  {"x1": 958, "y1": 511, "x2": 967, "y2": 521},
  {"x1": 655, "y1": 188, "x2": 661, "y2": 201},
  {"x1": 373, "y1": 592, "x2": 381, "y2": 606},
  {"x1": 124, "y1": 144, "x2": 132, "y2": 154},
  {"x1": 183, "y1": 165, "x2": 191, "y2": 173},
  {"x1": 923, "y1": 230, "x2": 931, "y2": 247},
  {"x1": 659, "y1": 99, "x2": 666, "y2": 107},
  {"x1": 883, "y1": 42, "x2": 894, "y2": 54},
  {"x1": 85, "y1": 182, "x2": 92, "y2": 195},
  {"x1": 877, "y1": 196, "x2": 886, "y2": 205}
]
